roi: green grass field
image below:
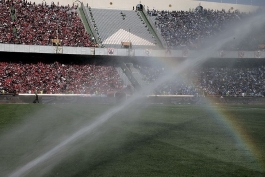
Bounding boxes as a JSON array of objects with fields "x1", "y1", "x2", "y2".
[{"x1": 0, "y1": 104, "x2": 265, "y2": 177}]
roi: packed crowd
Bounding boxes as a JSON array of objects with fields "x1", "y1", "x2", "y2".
[
  {"x1": 137, "y1": 65, "x2": 265, "y2": 97},
  {"x1": 0, "y1": 62, "x2": 123, "y2": 94},
  {"x1": 1, "y1": 0, "x2": 264, "y2": 49},
  {"x1": 199, "y1": 67, "x2": 265, "y2": 96},
  {"x1": 0, "y1": 0, "x2": 95, "y2": 47},
  {"x1": 0, "y1": 0, "x2": 13, "y2": 43},
  {"x1": 1, "y1": 60, "x2": 265, "y2": 96},
  {"x1": 149, "y1": 8, "x2": 265, "y2": 50}
]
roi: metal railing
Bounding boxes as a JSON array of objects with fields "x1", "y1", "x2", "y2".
[
  {"x1": 142, "y1": 7, "x2": 167, "y2": 49},
  {"x1": 80, "y1": 3, "x2": 102, "y2": 46}
]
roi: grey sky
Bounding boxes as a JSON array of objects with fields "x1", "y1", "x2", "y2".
[{"x1": 196, "y1": 0, "x2": 265, "y2": 6}]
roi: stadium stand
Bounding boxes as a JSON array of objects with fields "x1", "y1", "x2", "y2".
[
  {"x1": 132, "y1": 63, "x2": 265, "y2": 96},
  {"x1": 0, "y1": 0, "x2": 14, "y2": 43},
  {"x1": 1, "y1": 0, "x2": 264, "y2": 51},
  {"x1": 149, "y1": 8, "x2": 265, "y2": 50},
  {"x1": 0, "y1": 0, "x2": 265, "y2": 99},
  {"x1": 0, "y1": 0, "x2": 95, "y2": 47},
  {"x1": 150, "y1": 8, "x2": 240, "y2": 49},
  {"x1": 115, "y1": 67, "x2": 133, "y2": 86},
  {"x1": 0, "y1": 61, "x2": 124, "y2": 94},
  {"x1": 85, "y1": 8, "x2": 157, "y2": 49}
]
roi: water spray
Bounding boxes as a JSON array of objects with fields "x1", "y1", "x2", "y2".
[{"x1": 8, "y1": 11, "x2": 265, "y2": 177}]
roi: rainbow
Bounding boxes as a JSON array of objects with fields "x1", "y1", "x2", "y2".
[
  {"x1": 203, "y1": 97, "x2": 265, "y2": 172},
  {"x1": 154, "y1": 56, "x2": 265, "y2": 172}
]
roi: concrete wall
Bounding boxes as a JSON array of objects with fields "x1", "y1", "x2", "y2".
[
  {"x1": 14, "y1": 94, "x2": 265, "y2": 104},
  {"x1": 0, "y1": 44, "x2": 94, "y2": 55},
  {"x1": 34, "y1": 0, "x2": 260, "y2": 12},
  {"x1": 1, "y1": 43, "x2": 265, "y2": 58}
]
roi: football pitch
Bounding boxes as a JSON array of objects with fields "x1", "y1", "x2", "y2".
[{"x1": 0, "y1": 104, "x2": 264, "y2": 177}]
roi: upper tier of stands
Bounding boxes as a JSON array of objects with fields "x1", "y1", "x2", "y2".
[
  {"x1": 0, "y1": 1, "x2": 13, "y2": 43},
  {"x1": 86, "y1": 8, "x2": 157, "y2": 49},
  {"x1": 0, "y1": 0, "x2": 95, "y2": 47},
  {"x1": 0, "y1": 1, "x2": 264, "y2": 51},
  {"x1": 150, "y1": 8, "x2": 265, "y2": 50}
]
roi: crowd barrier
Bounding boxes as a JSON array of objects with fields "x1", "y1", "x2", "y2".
[
  {"x1": 0, "y1": 94, "x2": 22, "y2": 104},
  {"x1": 1, "y1": 94, "x2": 264, "y2": 104},
  {"x1": 17, "y1": 94, "x2": 116, "y2": 104},
  {"x1": 145, "y1": 95, "x2": 265, "y2": 104}
]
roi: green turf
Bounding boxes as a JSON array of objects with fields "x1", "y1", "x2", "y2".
[{"x1": 0, "y1": 104, "x2": 264, "y2": 177}]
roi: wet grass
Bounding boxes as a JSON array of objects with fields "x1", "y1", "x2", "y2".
[{"x1": 0, "y1": 104, "x2": 265, "y2": 177}]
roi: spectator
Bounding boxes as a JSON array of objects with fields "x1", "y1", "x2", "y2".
[
  {"x1": 151, "y1": 8, "x2": 265, "y2": 50},
  {"x1": 0, "y1": 61, "x2": 123, "y2": 95},
  {"x1": 0, "y1": 0, "x2": 96, "y2": 47},
  {"x1": 135, "y1": 64, "x2": 265, "y2": 96}
]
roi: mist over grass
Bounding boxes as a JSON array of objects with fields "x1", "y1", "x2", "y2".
[{"x1": 0, "y1": 104, "x2": 265, "y2": 177}]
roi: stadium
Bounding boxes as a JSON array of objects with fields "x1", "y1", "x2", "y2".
[{"x1": 0, "y1": 0, "x2": 265, "y2": 176}]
